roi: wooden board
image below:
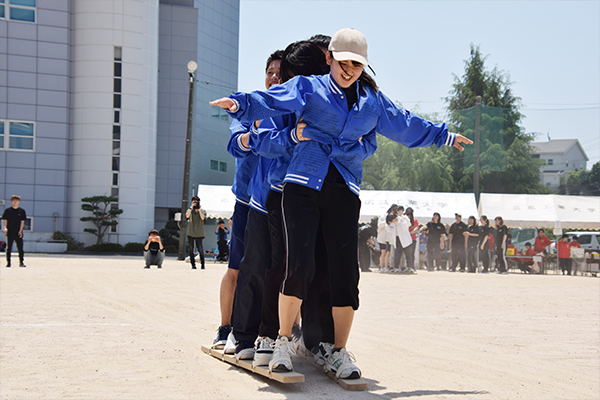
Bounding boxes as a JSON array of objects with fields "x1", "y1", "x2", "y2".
[{"x1": 202, "y1": 344, "x2": 305, "y2": 383}]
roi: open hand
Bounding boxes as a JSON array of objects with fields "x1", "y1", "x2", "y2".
[
  {"x1": 453, "y1": 133, "x2": 473, "y2": 151},
  {"x1": 209, "y1": 97, "x2": 237, "y2": 112}
]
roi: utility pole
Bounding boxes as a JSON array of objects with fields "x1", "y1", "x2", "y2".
[
  {"x1": 178, "y1": 61, "x2": 198, "y2": 260},
  {"x1": 474, "y1": 95, "x2": 482, "y2": 205}
]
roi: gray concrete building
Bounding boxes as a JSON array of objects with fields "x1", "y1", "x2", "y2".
[{"x1": 1, "y1": 0, "x2": 238, "y2": 249}]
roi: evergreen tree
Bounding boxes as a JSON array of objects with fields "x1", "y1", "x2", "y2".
[
  {"x1": 445, "y1": 44, "x2": 548, "y2": 194},
  {"x1": 80, "y1": 196, "x2": 123, "y2": 245}
]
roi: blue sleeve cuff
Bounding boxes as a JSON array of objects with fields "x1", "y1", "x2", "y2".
[
  {"x1": 236, "y1": 134, "x2": 251, "y2": 151},
  {"x1": 444, "y1": 132, "x2": 456, "y2": 147},
  {"x1": 290, "y1": 127, "x2": 299, "y2": 144}
]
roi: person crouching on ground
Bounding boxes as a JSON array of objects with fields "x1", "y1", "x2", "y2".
[
  {"x1": 144, "y1": 229, "x2": 164, "y2": 269},
  {"x1": 215, "y1": 219, "x2": 230, "y2": 262}
]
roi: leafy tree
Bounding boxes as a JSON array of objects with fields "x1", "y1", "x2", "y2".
[
  {"x1": 159, "y1": 219, "x2": 180, "y2": 247},
  {"x1": 558, "y1": 161, "x2": 600, "y2": 195},
  {"x1": 80, "y1": 196, "x2": 123, "y2": 245},
  {"x1": 445, "y1": 44, "x2": 548, "y2": 194}
]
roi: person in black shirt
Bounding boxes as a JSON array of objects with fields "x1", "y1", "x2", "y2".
[
  {"x1": 2, "y1": 194, "x2": 27, "y2": 268},
  {"x1": 495, "y1": 216, "x2": 509, "y2": 274},
  {"x1": 421, "y1": 212, "x2": 446, "y2": 271},
  {"x1": 215, "y1": 219, "x2": 230, "y2": 262},
  {"x1": 463, "y1": 216, "x2": 480, "y2": 273},
  {"x1": 479, "y1": 215, "x2": 492, "y2": 273},
  {"x1": 143, "y1": 229, "x2": 164, "y2": 268},
  {"x1": 448, "y1": 213, "x2": 468, "y2": 272}
]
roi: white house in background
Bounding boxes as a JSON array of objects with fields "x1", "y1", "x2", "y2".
[{"x1": 530, "y1": 139, "x2": 588, "y2": 192}]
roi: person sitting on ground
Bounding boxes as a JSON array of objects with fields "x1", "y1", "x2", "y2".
[
  {"x1": 517, "y1": 242, "x2": 537, "y2": 273},
  {"x1": 144, "y1": 229, "x2": 164, "y2": 269},
  {"x1": 215, "y1": 219, "x2": 230, "y2": 262}
]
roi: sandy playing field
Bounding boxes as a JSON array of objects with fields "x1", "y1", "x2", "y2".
[{"x1": 0, "y1": 254, "x2": 598, "y2": 400}]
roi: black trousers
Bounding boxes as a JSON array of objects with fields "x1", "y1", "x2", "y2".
[
  {"x1": 480, "y1": 243, "x2": 491, "y2": 272},
  {"x1": 232, "y1": 208, "x2": 270, "y2": 343},
  {"x1": 559, "y1": 258, "x2": 572, "y2": 274},
  {"x1": 187, "y1": 236, "x2": 204, "y2": 267},
  {"x1": 496, "y1": 246, "x2": 507, "y2": 272},
  {"x1": 281, "y1": 182, "x2": 361, "y2": 310},
  {"x1": 427, "y1": 242, "x2": 441, "y2": 270},
  {"x1": 216, "y1": 240, "x2": 228, "y2": 260},
  {"x1": 6, "y1": 234, "x2": 24, "y2": 264},
  {"x1": 451, "y1": 244, "x2": 466, "y2": 271},
  {"x1": 467, "y1": 243, "x2": 478, "y2": 272},
  {"x1": 394, "y1": 239, "x2": 414, "y2": 270}
]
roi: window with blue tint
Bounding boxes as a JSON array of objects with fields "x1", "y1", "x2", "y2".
[
  {"x1": 0, "y1": 121, "x2": 4, "y2": 148},
  {"x1": 210, "y1": 159, "x2": 219, "y2": 171},
  {"x1": 219, "y1": 161, "x2": 227, "y2": 173},
  {"x1": 10, "y1": 0, "x2": 35, "y2": 6},
  {"x1": 0, "y1": 5, "x2": 5, "y2": 19},
  {"x1": 9, "y1": 6, "x2": 34, "y2": 22},
  {"x1": 9, "y1": 121, "x2": 34, "y2": 150}
]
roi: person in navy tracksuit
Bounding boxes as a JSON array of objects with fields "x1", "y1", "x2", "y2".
[
  {"x1": 211, "y1": 27, "x2": 472, "y2": 378},
  {"x1": 212, "y1": 51, "x2": 283, "y2": 350}
]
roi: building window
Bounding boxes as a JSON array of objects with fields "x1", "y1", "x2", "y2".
[
  {"x1": 112, "y1": 157, "x2": 120, "y2": 171},
  {"x1": 111, "y1": 188, "x2": 119, "y2": 197},
  {"x1": 112, "y1": 173, "x2": 118, "y2": 186},
  {"x1": 210, "y1": 159, "x2": 227, "y2": 172},
  {"x1": 2, "y1": 0, "x2": 37, "y2": 23},
  {"x1": 531, "y1": 154, "x2": 540, "y2": 159},
  {"x1": 113, "y1": 94, "x2": 121, "y2": 109},
  {"x1": 112, "y1": 125, "x2": 120, "y2": 140},
  {"x1": 112, "y1": 141, "x2": 120, "y2": 156},
  {"x1": 23, "y1": 217, "x2": 32, "y2": 231},
  {"x1": 114, "y1": 111, "x2": 120, "y2": 124},
  {"x1": 0, "y1": 120, "x2": 35, "y2": 151},
  {"x1": 547, "y1": 159, "x2": 553, "y2": 166}
]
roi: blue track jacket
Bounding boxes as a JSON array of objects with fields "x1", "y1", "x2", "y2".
[
  {"x1": 227, "y1": 73, "x2": 456, "y2": 196},
  {"x1": 227, "y1": 120, "x2": 259, "y2": 205}
]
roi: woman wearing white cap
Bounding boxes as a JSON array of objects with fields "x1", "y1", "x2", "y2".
[{"x1": 211, "y1": 28, "x2": 472, "y2": 379}]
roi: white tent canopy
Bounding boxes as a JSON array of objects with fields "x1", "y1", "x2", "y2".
[
  {"x1": 478, "y1": 193, "x2": 600, "y2": 229},
  {"x1": 197, "y1": 184, "x2": 479, "y2": 225}
]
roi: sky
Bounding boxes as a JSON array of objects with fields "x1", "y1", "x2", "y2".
[{"x1": 237, "y1": 0, "x2": 600, "y2": 168}]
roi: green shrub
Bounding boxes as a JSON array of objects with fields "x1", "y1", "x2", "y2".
[
  {"x1": 123, "y1": 242, "x2": 145, "y2": 253},
  {"x1": 85, "y1": 243, "x2": 124, "y2": 252},
  {"x1": 52, "y1": 231, "x2": 85, "y2": 251},
  {"x1": 165, "y1": 245, "x2": 178, "y2": 254}
]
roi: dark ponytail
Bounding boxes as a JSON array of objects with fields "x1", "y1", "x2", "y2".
[{"x1": 359, "y1": 70, "x2": 378, "y2": 93}]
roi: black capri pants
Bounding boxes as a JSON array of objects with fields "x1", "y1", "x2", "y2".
[{"x1": 281, "y1": 181, "x2": 361, "y2": 310}]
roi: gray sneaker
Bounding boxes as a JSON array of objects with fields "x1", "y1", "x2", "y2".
[
  {"x1": 326, "y1": 348, "x2": 361, "y2": 379},
  {"x1": 253, "y1": 336, "x2": 275, "y2": 367},
  {"x1": 268, "y1": 336, "x2": 296, "y2": 372}
]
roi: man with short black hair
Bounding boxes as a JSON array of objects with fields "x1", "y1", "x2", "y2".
[{"x1": 2, "y1": 194, "x2": 27, "y2": 268}]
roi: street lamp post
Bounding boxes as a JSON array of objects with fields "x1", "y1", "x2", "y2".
[{"x1": 178, "y1": 61, "x2": 198, "y2": 260}]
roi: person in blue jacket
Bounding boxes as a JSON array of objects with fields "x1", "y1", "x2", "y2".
[
  {"x1": 211, "y1": 28, "x2": 472, "y2": 379},
  {"x1": 212, "y1": 50, "x2": 283, "y2": 350}
]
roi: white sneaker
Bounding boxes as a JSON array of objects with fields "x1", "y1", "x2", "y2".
[
  {"x1": 326, "y1": 348, "x2": 361, "y2": 379},
  {"x1": 314, "y1": 342, "x2": 334, "y2": 369},
  {"x1": 291, "y1": 324, "x2": 310, "y2": 357},
  {"x1": 253, "y1": 336, "x2": 275, "y2": 367},
  {"x1": 268, "y1": 336, "x2": 296, "y2": 372},
  {"x1": 223, "y1": 331, "x2": 236, "y2": 354}
]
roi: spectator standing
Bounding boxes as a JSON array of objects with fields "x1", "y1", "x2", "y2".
[
  {"x1": 448, "y1": 213, "x2": 468, "y2": 272},
  {"x1": 186, "y1": 195, "x2": 207, "y2": 269},
  {"x1": 405, "y1": 207, "x2": 419, "y2": 273},
  {"x1": 377, "y1": 215, "x2": 391, "y2": 272},
  {"x1": 464, "y1": 216, "x2": 479, "y2": 273},
  {"x1": 2, "y1": 194, "x2": 26, "y2": 268},
  {"x1": 393, "y1": 211, "x2": 414, "y2": 273},
  {"x1": 143, "y1": 229, "x2": 165, "y2": 268},
  {"x1": 534, "y1": 229, "x2": 551, "y2": 254},
  {"x1": 557, "y1": 234, "x2": 572, "y2": 275},
  {"x1": 215, "y1": 219, "x2": 230, "y2": 262},
  {"x1": 358, "y1": 219, "x2": 377, "y2": 272},
  {"x1": 421, "y1": 212, "x2": 446, "y2": 271},
  {"x1": 479, "y1": 215, "x2": 492, "y2": 273},
  {"x1": 495, "y1": 216, "x2": 509, "y2": 274}
]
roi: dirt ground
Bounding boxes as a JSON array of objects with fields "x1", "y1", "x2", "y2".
[{"x1": 0, "y1": 254, "x2": 599, "y2": 400}]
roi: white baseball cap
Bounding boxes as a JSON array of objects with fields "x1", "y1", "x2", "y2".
[{"x1": 328, "y1": 28, "x2": 369, "y2": 66}]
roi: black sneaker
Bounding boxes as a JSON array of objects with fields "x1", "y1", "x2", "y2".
[
  {"x1": 201, "y1": 265, "x2": 205, "y2": 270},
  {"x1": 144, "y1": 265, "x2": 150, "y2": 269},
  {"x1": 213, "y1": 325, "x2": 232, "y2": 347},
  {"x1": 19, "y1": 263, "x2": 26, "y2": 268},
  {"x1": 191, "y1": 265, "x2": 197, "y2": 269},
  {"x1": 6, "y1": 264, "x2": 10, "y2": 268},
  {"x1": 235, "y1": 340, "x2": 255, "y2": 360},
  {"x1": 157, "y1": 265, "x2": 162, "y2": 269}
]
